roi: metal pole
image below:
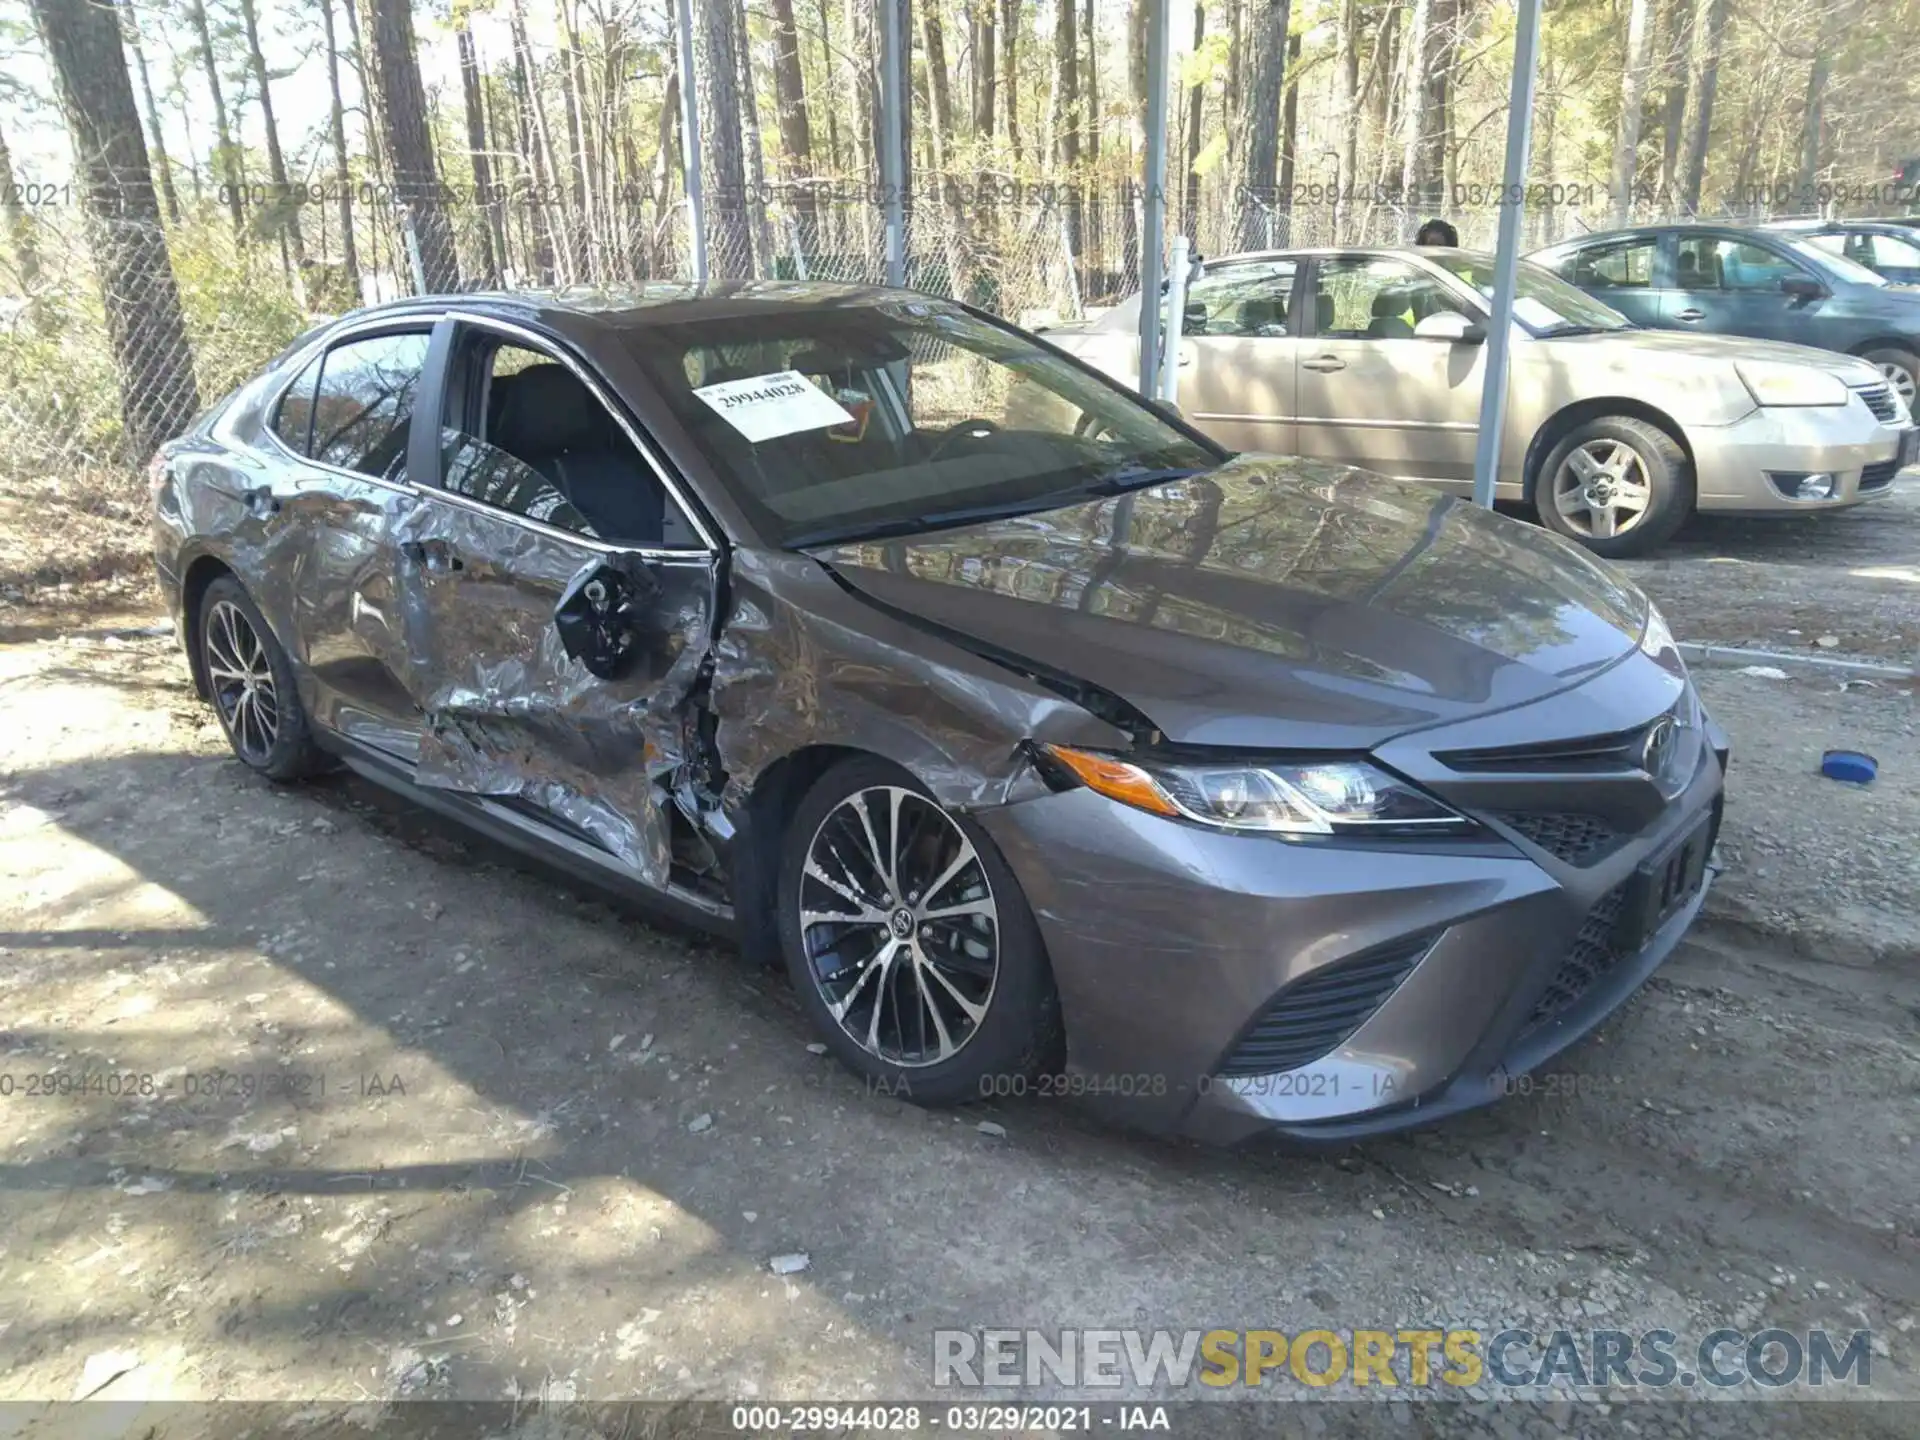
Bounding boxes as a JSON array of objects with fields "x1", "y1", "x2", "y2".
[
  {"x1": 1136, "y1": 0, "x2": 1173, "y2": 398},
  {"x1": 1470, "y1": 0, "x2": 1544, "y2": 508},
  {"x1": 1158, "y1": 235, "x2": 1191, "y2": 403},
  {"x1": 878, "y1": 0, "x2": 907, "y2": 286},
  {"x1": 673, "y1": 0, "x2": 707, "y2": 284}
]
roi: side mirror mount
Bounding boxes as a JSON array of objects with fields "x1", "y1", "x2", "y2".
[
  {"x1": 1414, "y1": 311, "x2": 1486, "y2": 343},
  {"x1": 1780, "y1": 274, "x2": 1827, "y2": 303},
  {"x1": 553, "y1": 554, "x2": 665, "y2": 681}
]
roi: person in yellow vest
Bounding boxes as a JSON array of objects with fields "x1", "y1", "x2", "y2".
[{"x1": 1415, "y1": 218, "x2": 1459, "y2": 247}]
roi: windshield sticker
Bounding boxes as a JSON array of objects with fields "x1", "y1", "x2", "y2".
[{"x1": 693, "y1": 370, "x2": 855, "y2": 443}]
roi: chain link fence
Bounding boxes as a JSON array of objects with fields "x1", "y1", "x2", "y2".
[{"x1": 0, "y1": 172, "x2": 1815, "y2": 593}]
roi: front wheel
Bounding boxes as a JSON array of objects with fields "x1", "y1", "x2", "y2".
[
  {"x1": 776, "y1": 757, "x2": 1061, "y2": 1106},
  {"x1": 197, "y1": 575, "x2": 327, "y2": 781},
  {"x1": 1533, "y1": 415, "x2": 1693, "y2": 558},
  {"x1": 1860, "y1": 346, "x2": 1919, "y2": 411}
]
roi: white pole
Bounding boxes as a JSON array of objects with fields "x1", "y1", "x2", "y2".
[
  {"x1": 673, "y1": 0, "x2": 706, "y2": 284},
  {"x1": 878, "y1": 0, "x2": 907, "y2": 286},
  {"x1": 1136, "y1": 0, "x2": 1173, "y2": 397},
  {"x1": 1470, "y1": 0, "x2": 1545, "y2": 508},
  {"x1": 1159, "y1": 235, "x2": 1192, "y2": 404}
]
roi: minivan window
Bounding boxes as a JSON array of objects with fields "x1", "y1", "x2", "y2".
[
  {"x1": 1786, "y1": 238, "x2": 1887, "y2": 287},
  {"x1": 310, "y1": 332, "x2": 433, "y2": 479}
]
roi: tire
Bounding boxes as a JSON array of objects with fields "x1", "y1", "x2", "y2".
[
  {"x1": 1532, "y1": 415, "x2": 1693, "y2": 559},
  {"x1": 1860, "y1": 346, "x2": 1919, "y2": 412},
  {"x1": 776, "y1": 755, "x2": 1062, "y2": 1106},
  {"x1": 197, "y1": 575, "x2": 327, "y2": 782}
]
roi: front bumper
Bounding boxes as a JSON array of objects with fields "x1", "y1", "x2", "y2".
[
  {"x1": 979, "y1": 676, "x2": 1729, "y2": 1146},
  {"x1": 1691, "y1": 403, "x2": 1912, "y2": 511}
]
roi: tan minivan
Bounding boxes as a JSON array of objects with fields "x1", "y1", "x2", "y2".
[{"x1": 1044, "y1": 247, "x2": 1916, "y2": 555}]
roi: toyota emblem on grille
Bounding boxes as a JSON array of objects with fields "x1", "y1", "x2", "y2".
[{"x1": 1640, "y1": 715, "x2": 1677, "y2": 779}]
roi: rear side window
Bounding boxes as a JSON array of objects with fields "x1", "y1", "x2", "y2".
[
  {"x1": 270, "y1": 354, "x2": 322, "y2": 455},
  {"x1": 310, "y1": 332, "x2": 432, "y2": 480},
  {"x1": 1567, "y1": 238, "x2": 1656, "y2": 290}
]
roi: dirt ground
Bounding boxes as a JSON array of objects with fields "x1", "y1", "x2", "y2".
[{"x1": 0, "y1": 503, "x2": 1916, "y2": 1436}]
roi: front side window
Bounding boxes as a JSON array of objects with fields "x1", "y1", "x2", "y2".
[
  {"x1": 439, "y1": 337, "x2": 695, "y2": 547},
  {"x1": 310, "y1": 332, "x2": 432, "y2": 479},
  {"x1": 625, "y1": 298, "x2": 1220, "y2": 548},
  {"x1": 1179, "y1": 261, "x2": 1297, "y2": 336},
  {"x1": 1865, "y1": 232, "x2": 1920, "y2": 269},
  {"x1": 1308, "y1": 258, "x2": 1467, "y2": 339},
  {"x1": 1675, "y1": 237, "x2": 1811, "y2": 292}
]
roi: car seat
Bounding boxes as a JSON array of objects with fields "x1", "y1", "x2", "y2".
[
  {"x1": 1366, "y1": 286, "x2": 1416, "y2": 338},
  {"x1": 492, "y1": 363, "x2": 666, "y2": 545}
]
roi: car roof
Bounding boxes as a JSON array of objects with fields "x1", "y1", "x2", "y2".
[
  {"x1": 334, "y1": 280, "x2": 934, "y2": 333},
  {"x1": 1536, "y1": 222, "x2": 1793, "y2": 251},
  {"x1": 1763, "y1": 217, "x2": 1920, "y2": 233},
  {"x1": 1204, "y1": 245, "x2": 1467, "y2": 265}
]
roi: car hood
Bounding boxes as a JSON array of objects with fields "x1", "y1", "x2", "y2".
[
  {"x1": 1546, "y1": 326, "x2": 1883, "y2": 380},
  {"x1": 815, "y1": 455, "x2": 1652, "y2": 750}
]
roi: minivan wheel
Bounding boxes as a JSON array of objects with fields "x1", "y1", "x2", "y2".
[
  {"x1": 776, "y1": 756, "x2": 1061, "y2": 1106},
  {"x1": 1861, "y1": 347, "x2": 1919, "y2": 409},
  {"x1": 197, "y1": 576, "x2": 326, "y2": 781},
  {"x1": 1534, "y1": 415, "x2": 1692, "y2": 558}
]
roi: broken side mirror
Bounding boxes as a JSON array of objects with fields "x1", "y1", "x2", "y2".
[{"x1": 553, "y1": 554, "x2": 665, "y2": 681}]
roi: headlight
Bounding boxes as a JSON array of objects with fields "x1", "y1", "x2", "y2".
[
  {"x1": 1736, "y1": 359, "x2": 1848, "y2": 407},
  {"x1": 1042, "y1": 746, "x2": 1474, "y2": 836}
]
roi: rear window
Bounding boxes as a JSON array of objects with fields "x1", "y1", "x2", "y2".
[{"x1": 270, "y1": 354, "x2": 323, "y2": 455}]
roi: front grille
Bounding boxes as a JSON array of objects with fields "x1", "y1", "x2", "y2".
[
  {"x1": 1217, "y1": 937, "x2": 1432, "y2": 1078},
  {"x1": 1436, "y1": 726, "x2": 1648, "y2": 774},
  {"x1": 1852, "y1": 382, "x2": 1899, "y2": 423},
  {"x1": 1497, "y1": 811, "x2": 1621, "y2": 866},
  {"x1": 1525, "y1": 883, "x2": 1632, "y2": 1031},
  {"x1": 1860, "y1": 458, "x2": 1899, "y2": 492}
]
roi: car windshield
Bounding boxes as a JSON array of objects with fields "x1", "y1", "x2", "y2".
[
  {"x1": 1786, "y1": 238, "x2": 1888, "y2": 286},
  {"x1": 1430, "y1": 254, "x2": 1635, "y2": 335},
  {"x1": 626, "y1": 297, "x2": 1221, "y2": 548}
]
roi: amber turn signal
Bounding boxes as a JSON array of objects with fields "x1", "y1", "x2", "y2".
[{"x1": 1041, "y1": 745, "x2": 1180, "y2": 818}]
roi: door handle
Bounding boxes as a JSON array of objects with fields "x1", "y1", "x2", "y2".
[
  {"x1": 401, "y1": 539, "x2": 464, "y2": 572},
  {"x1": 242, "y1": 485, "x2": 280, "y2": 516},
  {"x1": 1674, "y1": 308, "x2": 1705, "y2": 322},
  {"x1": 1303, "y1": 355, "x2": 1347, "y2": 372}
]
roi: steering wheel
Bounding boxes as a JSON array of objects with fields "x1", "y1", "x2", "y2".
[{"x1": 926, "y1": 417, "x2": 1001, "y2": 461}]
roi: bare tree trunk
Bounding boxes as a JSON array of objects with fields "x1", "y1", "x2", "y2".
[
  {"x1": 702, "y1": 0, "x2": 754, "y2": 276},
  {"x1": 1658, "y1": 0, "x2": 1690, "y2": 201},
  {"x1": 510, "y1": 0, "x2": 568, "y2": 282},
  {"x1": 1083, "y1": 0, "x2": 1100, "y2": 275},
  {"x1": 649, "y1": 61, "x2": 681, "y2": 269},
  {"x1": 309, "y1": 0, "x2": 360, "y2": 304},
  {"x1": 1612, "y1": 0, "x2": 1653, "y2": 224},
  {"x1": 769, "y1": 0, "x2": 816, "y2": 231},
  {"x1": 1419, "y1": 0, "x2": 1454, "y2": 213},
  {"x1": 1001, "y1": 0, "x2": 1020, "y2": 165},
  {"x1": 1333, "y1": 0, "x2": 1357, "y2": 241},
  {"x1": 185, "y1": 0, "x2": 244, "y2": 236},
  {"x1": 1237, "y1": 0, "x2": 1291, "y2": 251},
  {"x1": 120, "y1": 3, "x2": 180, "y2": 226},
  {"x1": 1181, "y1": 3, "x2": 1204, "y2": 230},
  {"x1": 368, "y1": 0, "x2": 458, "y2": 290},
  {"x1": 29, "y1": 0, "x2": 200, "y2": 457},
  {"x1": 0, "y1": 123, "x2": 45, "y2": 292},
  {"x1": 1125, "y1": 0, "x2": 1146, "y2": 277},
  {"x1": 1679, "y1": 0, "x2": 1728, "y2": 215},
  {"x1": 1049, "y1": 0, "x2": 1080, "y2": 255},
  {"x1": 1797, "y1": 48, "x2": 1832, "y2": 198},
  {"x1": 458, "y1": 21, "x2": 502, "y2": 286},
  {"x1": 973, "y1": 0, "x2": 996, "y2": 139},
  {"x1": 553, "y1": 1, "x2": 593, "y2": 279},
  {"x1": 735, "y1": 0, "x2": 776, "y2": 277},
  {"x1": 1398, "y1": 0, "x2": 1431, "y2": 229},
  {"x1": 236, "y1": 0, "x2": 307, "y2": 271},
  {"x1": 1277, "y1": 31, "x2": 1301, "y2": 241}
]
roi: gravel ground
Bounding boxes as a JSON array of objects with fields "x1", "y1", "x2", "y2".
[{"x1": 0, "y1": 493, "x2": 1915, "y2": 1437}]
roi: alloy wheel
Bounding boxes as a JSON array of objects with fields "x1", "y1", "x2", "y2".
[
  {"x1": 1552, "y1": 439, "x2": 1653, "y2": 539},
  {"x1": 205, "y1": 599, "x2": 281, "y2": 764},
  {"x1": 1878, "y1": 360, "x2": 1917, "y2": 407},
  {"x1": 799, "y1": 785, "x2": 999, "y2": 1067}
]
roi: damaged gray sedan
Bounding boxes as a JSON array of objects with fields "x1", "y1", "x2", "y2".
[{"x1": 153, "y1": 283, "x2": 1726, "y2": 1144}]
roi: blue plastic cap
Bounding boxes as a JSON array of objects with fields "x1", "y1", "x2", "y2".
[{"x1": 1821, "y1": 749, "x2": 1878, "y2": 785}]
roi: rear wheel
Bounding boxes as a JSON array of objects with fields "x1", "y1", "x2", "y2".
[
  {"x1": 1861, "y1": 346, "x2": 1919, "y2": 411},
  {"x1": 1533, "y1": 415, "x2": 1693, "y2": 558},
  {"x1": 776, "y1": 756, "x2": 1061, "y2": 1106},
  {"x1": 197, "y1": 576, "x2": 326, "y2": 781}
]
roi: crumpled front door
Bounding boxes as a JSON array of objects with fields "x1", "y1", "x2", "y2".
[{"x1": 393, "y1": 489, "x2": 717, "y2": 888}]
